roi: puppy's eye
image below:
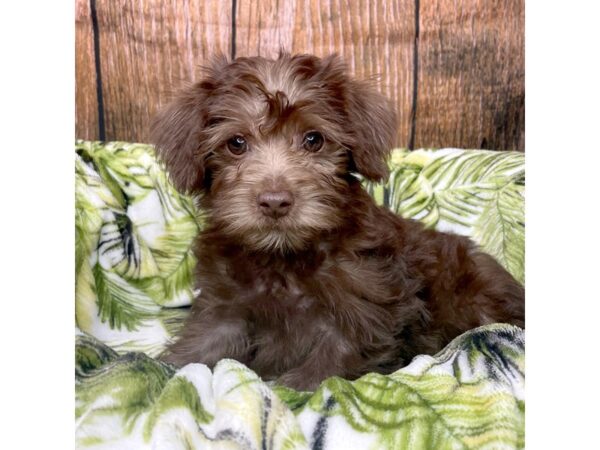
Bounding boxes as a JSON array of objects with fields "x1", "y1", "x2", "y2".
[
  {"x1": 302, "y1": 131, "x2": 324, "y2": 152},
  {"x1": 227, "y1": 135, "x2": 248, "y2": 155}
]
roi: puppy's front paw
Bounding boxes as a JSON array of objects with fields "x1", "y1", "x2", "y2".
[
  {"x1": 277, "y1": 370, "x2": 322, "y2": 392},
  {"x1": 158, "y1": 350, "x2": 181, "y2": 367}
]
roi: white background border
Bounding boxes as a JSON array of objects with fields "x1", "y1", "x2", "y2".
[{"x1": 0, "y1": 2, "x2": 74, "y2": 448}]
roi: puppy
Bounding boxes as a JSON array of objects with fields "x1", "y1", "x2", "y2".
[{"x1": 151, "y1": 53, "x2": 524, "y2": 391}]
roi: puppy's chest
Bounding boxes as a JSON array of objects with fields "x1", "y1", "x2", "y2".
[
  {"x1": 221, "y1": 254, "x2": 336, "y2": 312},
  {"x1": 221, "y1": 252, "x2": 396, "y2": 313},
  {"x1": 238, "y1": 267, "x2": 318, "y2": 312}
]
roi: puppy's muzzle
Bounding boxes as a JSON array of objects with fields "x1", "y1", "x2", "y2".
[{"x1": 257, "y1": 191, "x2": 294, "y2": 219}]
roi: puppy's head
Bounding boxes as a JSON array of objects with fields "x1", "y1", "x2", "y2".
[{"x1": 151, "y1": 53, "x2": 397, "y2": 252}]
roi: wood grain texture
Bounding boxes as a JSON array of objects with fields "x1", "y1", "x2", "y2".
[
  {"x1": 235, "y1": 0, "x2": 416, "y2": 148},
  {"x1": 414, "y1": 0, "x2": 524, "y2": 150},
  {"x1": 75, "y1": 0, "x2": 99, "y2": 140},
  {"x1": 75, "y1": 0, "x2": 525, "y2": 151},
  {"x1": 95, "y1": 0, "x2": 232, "y2": 142}
]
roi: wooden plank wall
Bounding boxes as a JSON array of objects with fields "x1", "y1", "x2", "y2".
[
  {"x1": 75, "y1": 0, "x2": 524, "y2": 151},
  {"x1": 75, "y1": 0, "x2": 99, "y2": 141}
]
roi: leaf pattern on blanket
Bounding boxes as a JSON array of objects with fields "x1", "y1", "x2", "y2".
[
  {"x1": 296, "y1": 324, "x2": 524, "y2": 449},
  {"x1": 75, "y1": 141, "x2": 201, "y2": 356},
  {"x1": 76, "y1": 325, "x2": 524, "y2": 450}
]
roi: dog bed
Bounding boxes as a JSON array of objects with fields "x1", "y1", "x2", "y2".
[{"x1": 75, "y1": 140, "x2": 525, "y2": 449}]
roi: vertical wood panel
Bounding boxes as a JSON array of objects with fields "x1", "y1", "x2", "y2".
[
  {"x1": 235, "y1": 0, "x2": 415, "y2": 148},
  {"x1": 75, "y1": 0, "x2": 525, "y2": 150},
  {"x1": 75, "y1": 0, "x2": 99, "y2": 140},
  {"x1": 415, "y1": 0, "x2": 524, "y2": 150},
  {"x1": 95, "y1": 0, "x2": 232, "y2": 142}
]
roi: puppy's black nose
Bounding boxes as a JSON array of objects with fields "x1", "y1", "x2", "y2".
[{"x1": 258, "y1": 191, "x2": 294, "y2": 219}]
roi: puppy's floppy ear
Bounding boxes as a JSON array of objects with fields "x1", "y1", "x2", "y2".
[
  {"x1": 150, "y1": 80, "x2": 213, "y2": 194},
  {"x1": 344, "y1": 79, "x2": 397, "y2": 182}
]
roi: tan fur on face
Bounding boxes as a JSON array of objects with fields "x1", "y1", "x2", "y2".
[
  {"x1": 210, "y1": 136, "x2": 348, "y2": 252},
  {"x1": 151, "y1": 53, "x2": 392, "y2": 252}
]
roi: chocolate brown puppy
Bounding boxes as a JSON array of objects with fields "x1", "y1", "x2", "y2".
[{"x1": 151, "y1": 53, "x2": 524, "y2": 391}]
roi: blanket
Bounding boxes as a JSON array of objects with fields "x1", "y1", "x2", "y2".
[{"x1": 75, "y1": 141, "x2": 525, "y2": 449}]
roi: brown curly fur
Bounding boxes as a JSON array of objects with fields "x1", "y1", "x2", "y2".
[{"x1": 151, "y1": 53, "x2": 524, "y2": 391}]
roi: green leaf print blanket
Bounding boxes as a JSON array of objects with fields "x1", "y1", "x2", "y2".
[{"x1": 75, "y1": 141, "x2": 525, "y2": 450}]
